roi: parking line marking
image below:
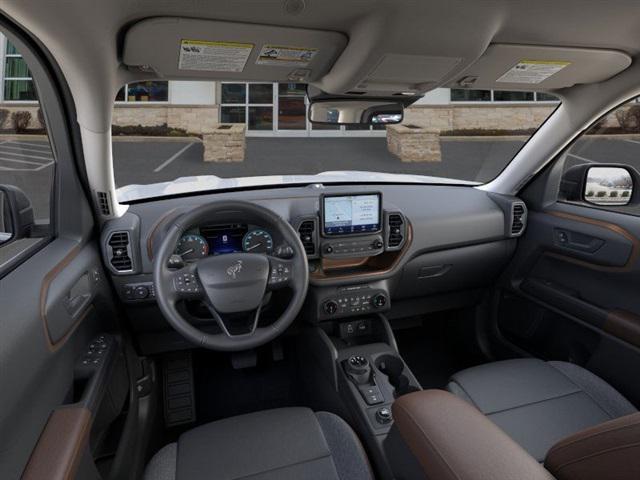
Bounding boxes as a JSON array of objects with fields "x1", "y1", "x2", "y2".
[
  {"x1": 567, "y1": 153, "x2": 597, "y2": 164},
  {"x1": 0, "y1": 144, "x2": 53, "y2": 156},
  {"x1": 623, "y1": 138, "x2": 640, "y2": 145},
  {"x1": 154, "y1": 142, "x2": 195, "y2": 172},
  {"x1": 7, "y1": 140, "x2": 51, "y2": 150},
  {"x1": 0, "y1": 149, "x2": 52, "y2": 161},
  {"x1": 0, "y1": 156, "x2": 46, "y2": 166}
]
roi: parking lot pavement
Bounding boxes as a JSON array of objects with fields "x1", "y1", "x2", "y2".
[{"x1": 5, "y1": 136, "x2": 640, "y2": 219}]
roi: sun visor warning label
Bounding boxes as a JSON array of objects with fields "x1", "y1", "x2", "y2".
[
  {"x1": 497, "y1": 60, "x2": 570, "y2": 84},
  {"x1": 256, "y1": 45, "x2": 318, "y2": 67},
  {"x1": 178, "y1": 40, "x2": 253, "y2": 72}
]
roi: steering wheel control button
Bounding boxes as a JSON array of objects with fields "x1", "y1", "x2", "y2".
[
  {"x1": 269, "y1": 262, "x2": 290, "y2": 286},
  {"x1": 376, "y1": 406, "x2": 393, "y2": 424},
  {"x1": 174, "y1": 272, "x2": 200, "y2": 295}
]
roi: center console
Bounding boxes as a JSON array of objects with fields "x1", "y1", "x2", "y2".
[{"x1": 300, "y1": 313, "x2": 422, "y2": 480}]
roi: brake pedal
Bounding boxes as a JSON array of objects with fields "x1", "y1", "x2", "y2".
[{"x1": 163, "y1": 352, "x2": 196, "y2": 427}]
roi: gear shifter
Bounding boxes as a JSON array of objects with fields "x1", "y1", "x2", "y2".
[{"x1": 345, "y1": 355, "x2": 371, "y2": 385}]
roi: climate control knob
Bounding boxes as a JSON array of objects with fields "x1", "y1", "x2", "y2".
[
  {"x1": 323, "y1": 300, "x2": 339, "y2": 315},
  {"x1": 372, "y1": 294, "x2": 387, "y2": 309}
]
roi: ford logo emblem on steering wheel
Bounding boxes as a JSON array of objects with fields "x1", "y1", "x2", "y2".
[{"x1": 226, "y1": 260, "x2": 243, "y2": 279}]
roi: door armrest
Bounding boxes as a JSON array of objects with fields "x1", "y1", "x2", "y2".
[{"x1": 392, "y1": 390, "x2": 554, "y2": 480}]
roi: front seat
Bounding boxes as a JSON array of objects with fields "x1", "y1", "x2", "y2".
[
  {"x1": 143, "y1": 407, "x2": 374, "y2": 480},
  {"x1": 447, "y1": 358, "x2": 637, "y2": 461}
]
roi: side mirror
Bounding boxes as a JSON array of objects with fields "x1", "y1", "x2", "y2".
[
  {"x1": 584, "y1": 166, "x2": 633, "y2": 206},
  {"x1": 308, "y1": 100, "x2": 404, "y2": 125},
  {"x1": 0, "y1": 185, "x2": 34, "y2": 245},
  {"x1": 560, "y1": 164, "x2": 636, "y2": 207}
]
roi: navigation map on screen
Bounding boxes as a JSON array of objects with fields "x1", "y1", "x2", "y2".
[{"x1": 323, "y1": 194, "x2": 380, "y2": 235}]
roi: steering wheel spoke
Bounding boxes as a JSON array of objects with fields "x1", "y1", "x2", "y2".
[
  {"x1": 168, "y1": 263, "x2": 204, "y2": 301},
  {"x1": 267, "y1": 256, "x2": 295, "y2": 291},
  {"x1": 204, "y1": 301, "x2": 262, "y2": 338}
]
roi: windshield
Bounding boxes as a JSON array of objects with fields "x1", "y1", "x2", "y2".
[{"x1": 112, "y1": 82, "x2": 559, "y2": 202}]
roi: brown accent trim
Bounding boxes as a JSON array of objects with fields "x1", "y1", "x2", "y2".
[
  {"x1": 39, "y1": 245, "x2": 86, "y2": 353},
  {"x1": 146, "y1": 207, "x2": 178, "y2": 260},
  {"x1": 310, "y1": 222, "x2": 413, "y2": 283},
  {"x1": 546, "y1": 211, "x2": 640, "y2": 272},
  {"x1": 22, "y1": 407, "x2": 93, "y2": 480},
  {"x1": 605, "y1": 310, "x2": 640, "y2": 348}
]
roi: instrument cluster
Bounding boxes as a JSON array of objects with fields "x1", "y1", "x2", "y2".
[{"x1": 174, "y1": 223, "x2": 273, "y2": 260}]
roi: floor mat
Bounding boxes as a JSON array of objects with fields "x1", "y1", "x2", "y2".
[
  {"x1": 394, "y1": 311, "x2": 487, "y2": 389},
  {"x1": 191, "y1": 341, "x2": 305, "y2": 425}
]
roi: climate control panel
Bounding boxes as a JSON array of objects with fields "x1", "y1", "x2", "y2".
[
  {"x1": 320, "y1": 234, "x2": 385, "y2": 259},
  {"x1": 320, "y1": 285, "x2": 389, "y2": 320}
]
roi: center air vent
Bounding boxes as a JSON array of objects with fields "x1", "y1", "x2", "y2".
[
  {"x1": 297, "y1": 219, "x2": 317, "y2": 257},
  {"x1": 387, "y1": 213, "x2": 406, "y2": 250},
  {"x1": 511, "y1": 203, "x2": 527, "y2": 237},
  {"x1": 108, "y1": 231, "x2": 133, "y2": 272}
]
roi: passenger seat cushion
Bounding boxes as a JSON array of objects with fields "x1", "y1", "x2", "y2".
[
  {"x1": 447, "y1": 359, "x2": 636, "y2": 461},
  {"x1": 143, "y1": 408, "x2": 373, "y2": 480}
]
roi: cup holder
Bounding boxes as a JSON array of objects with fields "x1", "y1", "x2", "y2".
[{"x1": 375, "y1": 354, "x2": 420, "y2": 398}]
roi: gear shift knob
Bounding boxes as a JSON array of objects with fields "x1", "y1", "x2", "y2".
[{"x1": 345, "y1": 355, "x2": 371, "y2": 384}]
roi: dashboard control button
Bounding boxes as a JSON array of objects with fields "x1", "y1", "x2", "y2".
[
  {"x1": 372, "y1": 294, "x2": 387, "y2": 308},
  {"x1": 325, "y1": 245, "x2": 334, "y2": 254},
  {"x1": 324, "y1": 300, "x2": 338, "y2": 315},
  {"x1": 134, "y1": 285, "x2": 149, "y2": 299}
]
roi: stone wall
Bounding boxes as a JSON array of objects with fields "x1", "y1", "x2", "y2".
[
  {"x1": 111, "y1": 105, "x2": 219, "y2": 134},
  {"x1": 0, "y1": 105, "x2": 43, "y2": 129},
  {"x1": 387, "y1": 125, "x2": 441, "y2": 162},
  {"x1": 403, "y1": 104, "x2": 556, "y2": 132}
]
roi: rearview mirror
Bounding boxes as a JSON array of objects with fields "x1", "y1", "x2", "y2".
[
  {"x1": 584, "y1": 166, "x2": 633, "y2": 206},
  {"x1": 308, "y1": 100, "x2": 403, "y2": 125}
]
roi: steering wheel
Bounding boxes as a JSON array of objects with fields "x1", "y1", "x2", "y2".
[{"x1": 153, "y1": 201, "x2": 309, "y2": 351}]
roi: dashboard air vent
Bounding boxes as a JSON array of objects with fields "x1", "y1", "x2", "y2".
[
  {"x1": 387, "y1": 213, "x2": 405, "y2": 250},
  {"x1": 96, "y1": 191, "x2": 111, "y2": 216},
  {"x1": 108, "y1": 231, "x2": 133, "y2": 272},
  {"x1": 511, "y1": 203, "x2": 527, "y2": 236},
  {"x1": 298, "y1": 220, "x2": 317, "y2": 256}
]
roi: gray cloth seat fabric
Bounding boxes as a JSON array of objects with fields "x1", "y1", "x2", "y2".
[
  {"x1": 447, "y1": 358, "x2": 636, "y2": 462},
  {"x1": 144, "y1": 407, "x2": 374, "y2": 480}
]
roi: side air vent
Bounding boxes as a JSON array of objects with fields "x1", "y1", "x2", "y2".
[
  {"x1": 108, "y1": 231, "x2": 133, "y2": 272},
  {"x1": 386, "y1": 212, "x2": 406, "y2": 250},
  {"x1": 297, "y1": 219, "x2": 317, "y2": 257},
  {"x1": 96, "y1": 191, "x2": 111, "y2": 216},
  {"x1": 510, "y1": 203, "x2": 527, "y2": 237}
]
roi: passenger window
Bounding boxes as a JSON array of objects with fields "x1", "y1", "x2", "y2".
[
  {"x1": 0, "y1": 34, "x2": 55, "y2": 258},
  {"x1": 560, "y1": 97, "x2": 640, "y2": 215}
]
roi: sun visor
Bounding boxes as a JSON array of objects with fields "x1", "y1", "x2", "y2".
[
  {"x1": 122, "y1": 17, "x2": 347, "y2": 82},
  {"x1": 447, "y1": 44, "x2": 631, "y2": 91}
]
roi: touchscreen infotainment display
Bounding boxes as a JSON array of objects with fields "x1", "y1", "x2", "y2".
[{"x1": 323, "y1": 193, "x2": 381, "y2": 235}]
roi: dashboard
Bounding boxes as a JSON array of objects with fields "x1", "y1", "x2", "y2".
[{"x1": 100, "y1": 183, "x2": 527, "y2": 352}]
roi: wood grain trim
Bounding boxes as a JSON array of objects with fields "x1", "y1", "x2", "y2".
[
  {"x1": 39, "y1": 245, "x2": 84, "y2": 353},
  {"x1": 546, "y1": 211, "x2": 640, "y2": 272},
  {"x1": 605, "y1": 310, "x2": 640, "y2": 348},
  {"x1": 310, "y1": 222, "x2": 413, "y2": 283},
  {"x1": 22, "y1": 407, "x2": 92, "y2": 480},
  {"x1": 146, "y1": 207, "x2": 178, "y2": 260}
]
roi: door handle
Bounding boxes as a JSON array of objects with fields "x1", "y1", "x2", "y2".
[
  {"x1": 65, "y1": 272, "x2": 93, "y2": 319},
  {"x1": 554, "y1": 228, "x2": 605, "y2": 253}
]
